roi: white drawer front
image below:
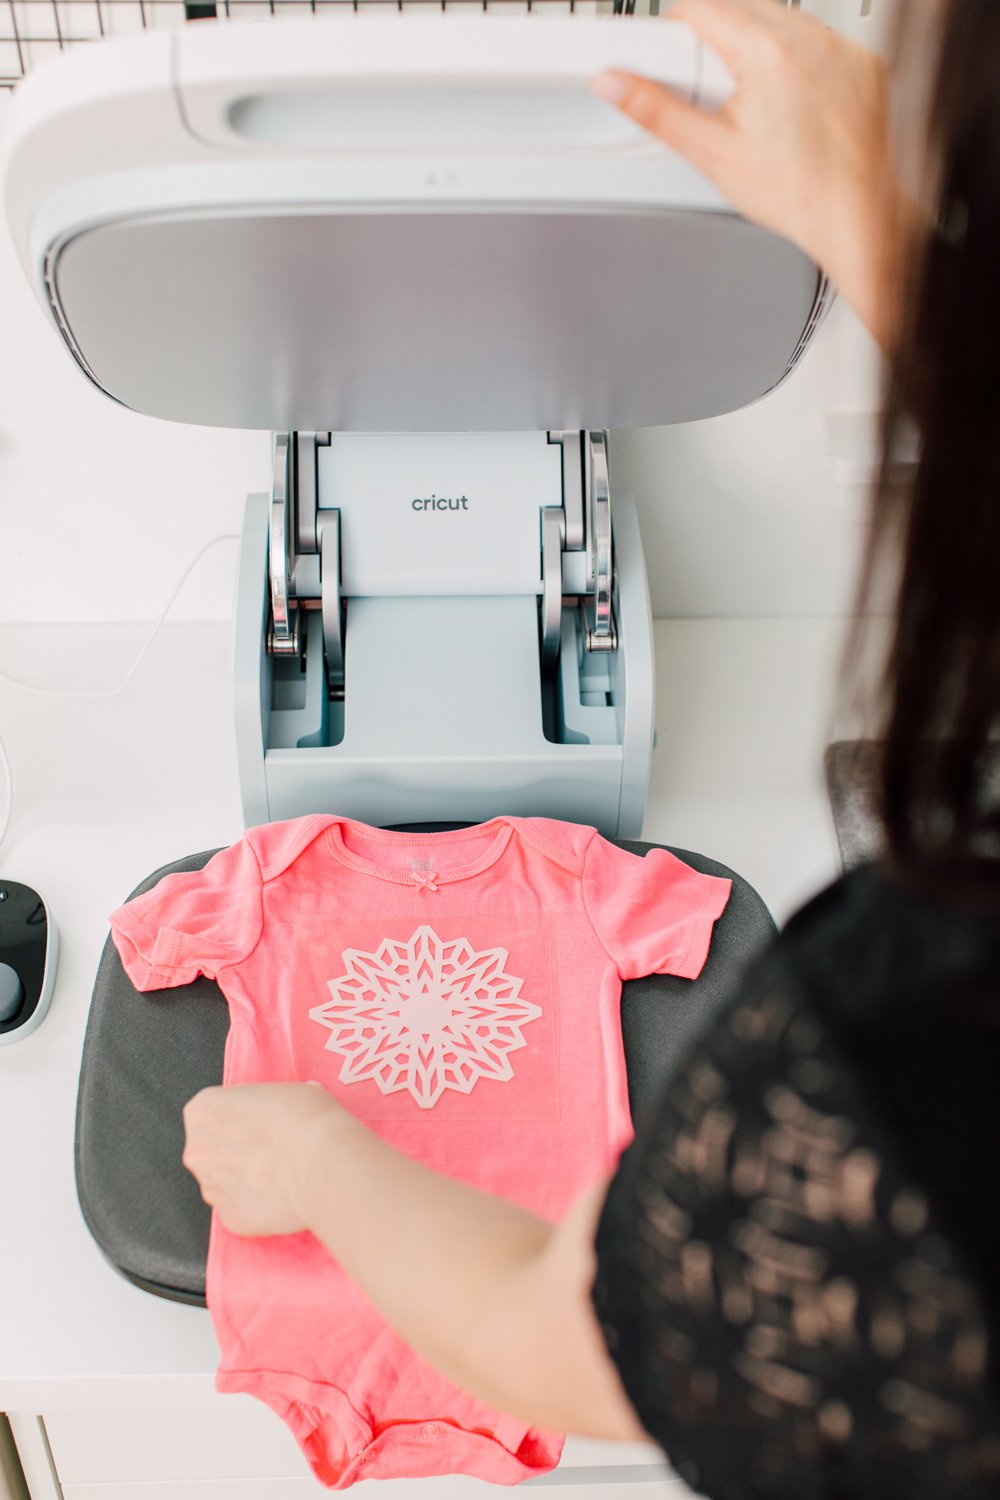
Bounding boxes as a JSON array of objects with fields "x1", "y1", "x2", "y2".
[
  {"x1": 560, "y1": 1438, "x2": 665, "y2": 1468},
  {"x1": 45, "y1": 1406, "x2": 310, "y2": 1484},
  {"x1": 61, "y1": 1482, "x2": 685, "y2": 1500},
  {"x1": 61, "y1": 1484, "x2": 320, "y2": 1500},
  {"x1": 47, "y1": 1407, "x2": 674, "y2": 1491}
]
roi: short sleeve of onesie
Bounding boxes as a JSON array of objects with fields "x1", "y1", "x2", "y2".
[
  {"x1": 583, "y1": 834, "x2": 731, "y2": 981},
  {"x1": 110, "y1": 836, "x2": 264, "y2": 987},
  {"x1": 107, "y1": 815, "x2": 732, "y2": 1491}
]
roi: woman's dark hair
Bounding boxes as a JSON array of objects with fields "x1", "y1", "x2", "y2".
[{"x1": 858, "y1": 0, "x2": 1000, "y2": 901}]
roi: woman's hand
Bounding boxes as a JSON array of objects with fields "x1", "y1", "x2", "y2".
[
  {"x1": 182, "y1": 1083, "x2": 642, "y2": 1439},
  {"x1": 593, "y1": 0, "x2": 905, "y2": 350},
  {"x1": 182, "y1": 1082, "x2": 349, "y2": 1237}
]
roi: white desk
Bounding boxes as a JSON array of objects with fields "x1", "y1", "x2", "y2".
[{"x1": 0, "y1": 616, "x2": 844, "y2": 1498}]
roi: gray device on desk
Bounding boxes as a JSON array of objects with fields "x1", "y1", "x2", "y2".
[
  {"x1": 0, "y1": 882, "x2": 59, "y2": 1045},
  {"x1": 4, "y1": 1, "x2": 815, "y2": 1297}
]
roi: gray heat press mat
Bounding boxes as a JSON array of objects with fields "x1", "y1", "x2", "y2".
[{"x1": 77, "y1": 839, "x2": 775, "y2": 1305}]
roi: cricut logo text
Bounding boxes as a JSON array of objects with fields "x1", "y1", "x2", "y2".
[{"x1": 412, "y1": 495, "x2": 470, "y2": 512}]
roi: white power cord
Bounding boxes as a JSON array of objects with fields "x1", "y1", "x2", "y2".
[{"x1": 0, "y1": 533, "x2": 241, "y2": 860}]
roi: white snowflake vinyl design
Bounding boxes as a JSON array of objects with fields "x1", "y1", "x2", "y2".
[{"x1": 309, "y1": 925, "x2": 542, "y2": 1109}]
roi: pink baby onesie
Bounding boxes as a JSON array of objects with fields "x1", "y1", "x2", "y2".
[{"x1": 110, "y1": 815, "x2": 730, "y2": 1488}]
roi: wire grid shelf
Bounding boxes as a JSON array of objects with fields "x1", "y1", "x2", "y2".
[{"x1": 2, "y1": 0, "x2": 654, "y2": 89}]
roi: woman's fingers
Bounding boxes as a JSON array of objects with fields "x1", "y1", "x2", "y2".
[
  {"x1": 592, "y1": 71, "x2": 728, "y2": 173},
  {"x1": 668, "y1": 0, "x2": 791, "y2": 68},
  {"x1": 590, "y1": 0, "x2": 902, "y2": 349},
  {"x1": 590, "y1": 0, "x2": 811, "y2": 168}
]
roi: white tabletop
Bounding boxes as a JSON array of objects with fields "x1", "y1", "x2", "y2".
[
  {"x1": 0, "y1": 623, "x2": 244, "y2": 1411},
  {"x1": 0, "y1": 615, "x2": 844, "y2": 1413}
]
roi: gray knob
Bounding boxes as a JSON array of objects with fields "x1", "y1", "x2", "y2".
[{"x1": 0, "y1": 963, "x2": 24, "y2": 1022}]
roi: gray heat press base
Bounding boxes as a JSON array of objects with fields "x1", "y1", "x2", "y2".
[{"x1": 77, "y1": 838, "x2": 775, "y2": 1306}]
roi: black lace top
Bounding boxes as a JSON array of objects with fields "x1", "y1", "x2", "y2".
[{"x1": 591, "y1": 865, "x2": 1000, "y2": 1498}]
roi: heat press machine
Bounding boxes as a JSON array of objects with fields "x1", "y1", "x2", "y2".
[{"x1": 5, "y1": 3, "x2": 824, "y2": 1301}]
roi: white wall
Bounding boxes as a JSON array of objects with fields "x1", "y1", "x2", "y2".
[{"x1": 618, "y1": 299, "x2": 885, "y2": 618}]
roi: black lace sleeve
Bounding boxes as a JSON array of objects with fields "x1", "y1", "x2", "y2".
[{"x1": 591, "y1": 951, "x2": 1000, "y2": 1499}]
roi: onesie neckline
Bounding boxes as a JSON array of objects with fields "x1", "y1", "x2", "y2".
[{"x1": 323, "y1": 817, "x2": 515, "y2": 887}]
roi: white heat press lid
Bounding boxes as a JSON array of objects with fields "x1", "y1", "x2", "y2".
[{"x1": 4, "y1": 13, "x2": 828, "y2": 431}]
